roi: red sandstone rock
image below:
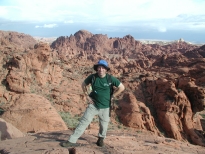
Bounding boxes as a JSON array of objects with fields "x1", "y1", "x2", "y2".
[
  {"x1": 118, "y1": 92, "x2": 160, "y2": 135},
  {"x1": 0, "y1": 30, "x2": 205, "y2": 148},
  {"x1": 1, "y1": 94, "x2": 67, "y2": 133},
  {"x1": 0, "y1": 118, "x2": 24, "y2": 140}
]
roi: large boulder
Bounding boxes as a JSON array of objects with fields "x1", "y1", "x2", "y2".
[
  {"x1": 1, "y1": 94, "x2": 67, "y2": 133},
  {"x1": 118, "y1": 92, "x2": 160, "y2": 135},
  {"x1": 0, "y1": 118, "x2": 24, "y2": 140}
]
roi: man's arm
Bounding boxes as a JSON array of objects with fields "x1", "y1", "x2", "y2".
[
  {"x1": 112, "y1": 83, "x2": 125, "y2": 99},
  {"x1": 81, "y1": 82, "x2": 89, "y2": 95},
  {"x1": 81, "y1": 81, "x2": 94, "y2": 104}
]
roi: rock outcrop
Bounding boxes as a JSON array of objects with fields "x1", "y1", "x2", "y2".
[
  {"x1": 0, "y1": 30, "x2": 205, "y2": 147},
  {"x1": 118, "y1": 92, "x2": 160, "y2": 135},
  {"x1": 143, "y1": 77, "x2": 205, "y2": 146},
  {"x1": 0, "y1": 118, "x2": 24, "y2": 140},
  {"x1": 2, "y1": 94, "x2": 67, "y2": 133},
  {"x1": 0, "y1": 30, "x2": 37, "y2": 50}
]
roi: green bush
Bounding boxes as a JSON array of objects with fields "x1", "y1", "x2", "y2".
[
  {"x1": 108, "y1": 122, "x2": 116, "y2": 130},
  {"x1": 200, "y1": 114, "x2": 205, "y2": 119},
  {"x1": 0, "y1": 108, "x2": 4, "y2": 115},
  {"x1": 59, "y1": 112, "x2": 80, "y2": 129}
]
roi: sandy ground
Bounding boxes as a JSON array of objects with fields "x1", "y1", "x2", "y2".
[{"x1": 0, "y1": 129, "x2": 204, "y2": 154}]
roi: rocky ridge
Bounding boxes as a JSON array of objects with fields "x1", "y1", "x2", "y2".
[{"x1": 0, "y1": 30, "x2": 205, "y2": 153}]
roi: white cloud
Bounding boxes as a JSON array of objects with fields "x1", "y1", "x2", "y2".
[
  {"x1": 0, "y1": 0, "x2": 205, "y2": 31},
  {"x1": 35, "y1": 24, "x2": 57, "y2": 28},
  {"x1": 0, "y1": 6, "x2": 8, "y2": 16},
  {"x1": 64, "y1": 20, "x2": 74, "y2": 24},
  {"x1": 158, "y1": 27, "x2": 167, "y2": 32},
  {"x1": 1, "y1": 0, "x2": 205, "y2": 21},
  {"x1": 101, "y1": 0, "x2": 205, "y2": 22},
  {"x1": 0, "y1": 0, "x2": 96, "y2": 22},
  {"x1": 191, "y1": 22, "x2": 205, "y2": 28}
]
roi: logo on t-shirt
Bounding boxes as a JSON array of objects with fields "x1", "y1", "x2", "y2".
[{"x1": 103, "y1": 83, "x2": 109, "y2": 86}]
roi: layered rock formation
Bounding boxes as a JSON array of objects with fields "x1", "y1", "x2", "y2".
[
  {"x1": 0, "y1": 30, "x2": 37, "y2": 50},
  {"x1": 0, "y1": 30, "x2": 205, "y2": 147},
  {"x1": 143, "y1": 77, "x2": 205, "y2": 145},
  {"x1": 118, "y1": 92, "x2": 160, "y2": 135}
]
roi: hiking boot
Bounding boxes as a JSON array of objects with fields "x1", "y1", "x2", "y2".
[
  {"x1": 60, "y1": 141, "x2": 78, "y2": 147},
  {"x1": 96, "y1": 137, "x2": 104, "y2": 147}
]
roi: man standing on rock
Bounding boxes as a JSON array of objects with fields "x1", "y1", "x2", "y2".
[{"x1": 61, "y1": 59, "x2": 125, "y2": 147}]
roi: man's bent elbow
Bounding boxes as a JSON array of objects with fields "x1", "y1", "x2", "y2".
[
  {"x1": 118, "y1": 83, "x2": 125, "y2": 91},
  {"x1": 81, "y1": 82, "x2": 87, "y2": 90},
  {"x1": 82, "y1": 82, "x2": 87, "y2": 87}
]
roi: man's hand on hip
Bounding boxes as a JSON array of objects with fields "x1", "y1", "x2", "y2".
[{"x1": 86, "y1": 95, "x2": 94, "y2": 104}]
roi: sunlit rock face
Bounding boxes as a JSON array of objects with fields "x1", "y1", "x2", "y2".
[
  {"x1": 118, "y1": 92, "x2": 160, "y2": 135},
  {"x1": 2, "y1": 94, "x2": 67, "y2": 133},
  {"x1": 143, "y1": 77, "x2": 205, "y2": 146},
  {"x1": 0, "y1": 30, "x2": 205, "y2": 147}
]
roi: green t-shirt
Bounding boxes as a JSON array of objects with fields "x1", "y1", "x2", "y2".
[{"x1": 84, "y1": 73, "x2": 121, "y2": 109}]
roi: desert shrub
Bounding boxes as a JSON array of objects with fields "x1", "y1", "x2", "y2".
[
  {"x1": 59, "y1": 112, "x2": 80, "y2": 129},
  {"x1": 117, "y1": 124, "x2": 123, "y2": 129},
  {"x1": 177, "y1": 89, "x2": 182, "y2": 92},
  {"x1": 200, "y1": 114, "x2": 205, "y2": 119},
  {"x1": 92, "y1": 115, "x2": 99, "y2": 123},
  {"x1": 108, "y1": 121, "x2": 128, "y2": 130},
  {"x1": 108, "y1": 122, "x2": 115, "y2": 130},
  {"x1": 0, "y1": 108, "x2": 4, "y2": 115},
  {"x1": 136, "y1": 130, "x2": 142, "y2": 134},
  {"x1": 115, "y1": 115, "x2": 121, "y2": 123},
  {"x1": 0, "y1": 101, "x2": 5, "y2": 115}
]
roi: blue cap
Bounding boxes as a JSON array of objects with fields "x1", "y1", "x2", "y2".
[{"x1": 94, "y1": 60, "x2": 110, "y2": 71}]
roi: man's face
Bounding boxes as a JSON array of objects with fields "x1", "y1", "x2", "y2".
[{"x1": 97, "y1": 65, "x2": 107, "y2": 77}]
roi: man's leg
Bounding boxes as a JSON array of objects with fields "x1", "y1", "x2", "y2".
[
  {"x1": 98, "y1": 107, "x2": 110, "y2": 138},
  {"x1": 68, "y1": 104, "x2": 98, "y2": 143}
]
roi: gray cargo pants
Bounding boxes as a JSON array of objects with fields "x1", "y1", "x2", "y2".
[{"x1": 68, "y1": 104, "x2": 110, "y2": 143}]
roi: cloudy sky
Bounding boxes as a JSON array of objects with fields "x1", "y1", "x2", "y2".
[{"x1": 0, "y1": 0, "x2": 205, "y2": 43}]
